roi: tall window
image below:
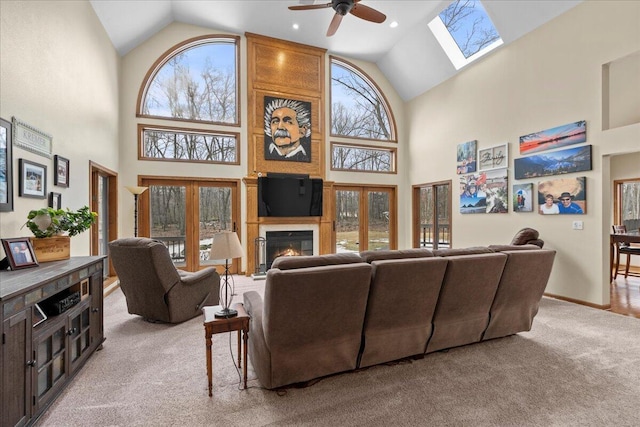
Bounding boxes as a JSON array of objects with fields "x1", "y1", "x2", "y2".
[
  {"x1": 139, "y1": 36, "x2": 239, "y2": 125},
  {"x1": 330, "y1": 57, "x2": 396, "y2": 173}
]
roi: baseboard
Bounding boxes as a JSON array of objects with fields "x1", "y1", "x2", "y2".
[{"x1": 543, "y1": 292, "x2": 611, "y2": 311}]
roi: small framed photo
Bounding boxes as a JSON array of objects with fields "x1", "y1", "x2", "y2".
[
  {"x1": 19, "y1": 159, "x2": 47, "y2": 199},
  {"x1": 513, "y1": 183, "x2": 533, "y2": 212},
  {"x1": 54, "y1": 155, "x2": 69, "y2": 187},
  {"x1": 49, "y1": 192, "x2": 62, "y2": 209},
  {"x1": 479, "y1": 143, "x2": 509, "y2": 171},
  {"x1": 1, "y1": 237, "x2": 39, "y2": 270}
]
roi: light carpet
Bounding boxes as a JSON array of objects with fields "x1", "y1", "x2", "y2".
[{"x1": 38, "y1": 276, "x2": 640, "y2": 426}]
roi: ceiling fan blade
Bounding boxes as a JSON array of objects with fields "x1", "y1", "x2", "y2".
[
  {"x1": 350, "y1": 3, "x2": 386, "y2": 23},
  {"x1": 289, "y1": 2, "x2": 332, "y2": 11},
  {"x1": 326, "y1": 13, "x2": 343, "y2": 37}
]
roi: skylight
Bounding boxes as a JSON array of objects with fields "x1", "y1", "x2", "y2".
[{"x1": 428, "y1": 0, "x2": 503, "y2": 70}]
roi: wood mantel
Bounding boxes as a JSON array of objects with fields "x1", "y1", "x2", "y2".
[{"x1": 244, "y1": 177, "x2": 334, "y2": 276}]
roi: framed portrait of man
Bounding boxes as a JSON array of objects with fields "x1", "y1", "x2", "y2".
[{"x1": 264, "y1": 96, "x2": 311, "y2": 163}]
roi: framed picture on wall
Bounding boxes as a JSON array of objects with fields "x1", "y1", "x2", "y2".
[
  {"x1": 519, "y1": 120, "x2": 586, "y2": 155},
  {"x1": 537, "y1": 176, "x2": 586, "y2": 215},
  {"x1": 513, "y1": 183, "x2": 533, "y2": 212},
  {"x1": 514, "y1": 145, "x2": 592, "y2": 179},
  {"x1": 49, "y1": 192, "x2": 61, "y2": 209},
  {"x1": 54, "y1": 155, "x2": 69, "y2": 187},
  {"x1": 478, "y1": 143, "x2": 508, "y2": 171},
  {"x1": 0, "y1": 117, "x2": 13, "y2": 212},
  {"x1": 456, "y1": 140, "x2": 477, "y2": 174},
  {"x1": 19, "y1": 159, "x2": 47, "y2": 199},
  {"x1": 263, "y1": 96, "x2": 311, "y2": 163}
]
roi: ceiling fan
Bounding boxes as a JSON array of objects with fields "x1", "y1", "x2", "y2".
[{"x1": 289, "y1": 0, "x2": 387, "y2": 37}]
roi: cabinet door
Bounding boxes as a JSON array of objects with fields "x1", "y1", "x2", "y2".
[
  {"x1": 2, "y1": 309, "x2": 31, "y2": 427},
  {"x1": 67, "y1": 300, "x2": 92, "y2": 373},
  {"x1": 32, "y1": 319, "x2": 67, "y2": 412}
]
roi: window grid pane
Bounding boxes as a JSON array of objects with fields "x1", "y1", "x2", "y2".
[
  {"x1": 331, "y1": 143, "x2": 395, "y2": 173},
  {"x1": 142, "y1": 128, "x2": 237, "y2": 163}
]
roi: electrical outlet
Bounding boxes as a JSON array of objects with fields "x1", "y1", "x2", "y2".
[{"x1": 572, "y1": 221, "x2": 583, "y2": 230}]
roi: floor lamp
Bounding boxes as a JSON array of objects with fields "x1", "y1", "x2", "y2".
[
  {"x1": 209, "y1": 231, "x2": 244, "y2": 318},
  {"x1": 125, "y1": 186, "x2": 148, "y2": 237}
]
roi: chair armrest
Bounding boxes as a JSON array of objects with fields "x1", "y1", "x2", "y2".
[
  {"x1": 179, "y1": 267, "x2": 219, "y2": 285},
  {"x1": 243, "y1": 291, "x2": 263, "y2": 319}
]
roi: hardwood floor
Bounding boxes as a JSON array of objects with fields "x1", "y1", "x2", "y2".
[{"x1": 610, "y1": 272, "x2": 640, "y2": 318}]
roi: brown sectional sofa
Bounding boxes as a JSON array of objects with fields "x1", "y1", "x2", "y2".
[{"x1": 243, "y1": 244, "x2": 555, "y2": 390}]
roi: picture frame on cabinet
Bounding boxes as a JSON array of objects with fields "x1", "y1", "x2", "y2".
[{"x1": 1, "y1": 237, "x2": 39, "y2": 271}]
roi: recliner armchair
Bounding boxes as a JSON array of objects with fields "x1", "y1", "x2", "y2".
[{"x1": 109, "y1": 237, "x2": 220, "y2": 323}]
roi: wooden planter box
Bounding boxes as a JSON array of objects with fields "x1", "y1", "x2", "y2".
[{"x1": 29, "y1": 236, "x2": 71, "y2": 262}]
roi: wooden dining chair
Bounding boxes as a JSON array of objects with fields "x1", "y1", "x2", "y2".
[{"x1": 612, "y1": 225, "x2": 640, "y2": 279}]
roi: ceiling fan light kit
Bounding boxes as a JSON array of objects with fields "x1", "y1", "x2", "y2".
[{"x1": 289, "y1": 0, "x2": 386, "y2": 36}]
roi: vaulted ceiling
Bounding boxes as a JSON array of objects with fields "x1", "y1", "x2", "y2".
[{"x1": 90, "y1": 0, "x2": 582, "y2": 101}]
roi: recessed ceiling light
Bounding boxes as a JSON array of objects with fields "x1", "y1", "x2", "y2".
[
  {"x1": 390, "y1": 21, "x2": 398, "y2": 28},
  {"x1": 292, "y1": 23, "x2": 299, "y2": 30}
]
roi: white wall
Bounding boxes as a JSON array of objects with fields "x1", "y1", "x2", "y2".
[
  {"x1": 0, "y1": 0, "x2": 120, "y2": 257},
  {"x1": 406, "y1": 1, "x2": 640, "y2": 306}
]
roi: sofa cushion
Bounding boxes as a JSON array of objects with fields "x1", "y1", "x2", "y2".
[
  {"x1": 359, "y1": 248, "x2": 433, "y2": 263},
  {"x1": 271, "y1": 252, "x2": 363, "y2": 270},
  {"x1": 510, "y1": 228, "x2": 540, "y2": 245},
  {"x1": 432, "y1": 246, "x2": 494, "y2": 257}
]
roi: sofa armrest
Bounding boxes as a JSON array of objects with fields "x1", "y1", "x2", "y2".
[{"x1": 179, "y1": 267, "x2": 219, "y2": 285}]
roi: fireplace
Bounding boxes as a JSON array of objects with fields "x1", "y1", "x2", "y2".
[{"x1": 265, "y1": 230, "x2": 313, "y2": 269}]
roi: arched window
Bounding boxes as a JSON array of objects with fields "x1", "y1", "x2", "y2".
[
  {"x1": 330, "y1": 57, "x2": 395, "y2": 141},
  {"x1": 330, "y1": 57, "x2": 397, "y2": 173},
  {"x1": 138, "y1": 35, "x2": 239, "y2": 125}
]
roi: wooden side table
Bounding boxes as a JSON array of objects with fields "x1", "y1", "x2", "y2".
[{"x1": 202, "y1": 303, "x2": 249, "y2": 396}]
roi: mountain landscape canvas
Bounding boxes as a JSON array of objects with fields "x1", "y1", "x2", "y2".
[{"x1": 514, "y1": 145, "x2": 592, "y2": 179}]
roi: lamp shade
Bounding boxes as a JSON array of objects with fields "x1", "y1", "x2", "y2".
[
  {"x1": 209, "y1": 231, "x2": 243, "y2": 260},
  {"x1": 125, "y1": 186, "x2": 148, "y2": 195}
]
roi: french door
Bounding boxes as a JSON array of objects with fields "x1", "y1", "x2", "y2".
[
  {"x1": 333, "y1": 185, "x2": 396, "y2": 253},
  {"x1": 90, "y1": 162, "x2": 117, "y2": 278},
  {"x1": 412, "y1": 180, "x2": 452, "y2": 249},
  {"x1": 139, "y1": 177, "x2": 240, "y2": 273}
]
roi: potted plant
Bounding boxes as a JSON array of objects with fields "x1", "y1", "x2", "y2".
[{"x1": 24, "y1": 206, "x2": 97, "y2": 262}]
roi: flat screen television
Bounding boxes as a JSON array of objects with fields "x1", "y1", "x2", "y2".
[{"x1": 258, "y1": 175, "x2": 323, "y2": 217}]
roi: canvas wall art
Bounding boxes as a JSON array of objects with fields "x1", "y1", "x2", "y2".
[
  {"x1": 513, "y1": 183, "x2": 533, "y2": 212},
  {"x1": 519, "y1": 120, "x2": 586, "y2": 155},
  {"x1": 514, "y1": 145, "x2": 592, "y2": 179},
  {"x1": 263, "y1": 96, "x2": 311, "y2": 163},
  {"x1": 460, "y1": 169, "x2": 508, "y2": 214},
  {"x1": 537, "y1": 176, "x2": 586, "y2": 215},
  {"x1": 456, "y1": 140, "x2": 477, "y2": 174}
]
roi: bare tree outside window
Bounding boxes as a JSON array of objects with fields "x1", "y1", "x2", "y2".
[
  {"x1": 142, "y1": 41, "x2": 237, "y2": 124},
  {"x1": 331, "y1": 144, "x2": 394, "y2": 173},
  {"x1": 142, "y1": 128, "x2": 237, "y2": 163},
  {"x1": 331, "y1": 60, "x2": 393, "y2": 141},
  {"x1": 439, "y1": 0, "x2": 500, "y2": 59}
]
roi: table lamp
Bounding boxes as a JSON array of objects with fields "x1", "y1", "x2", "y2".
[
  {"x1": 125, "y1": 186, "x2": 148, "y2": 237},
  {"x1": 209, "y1": 231, "x2": 243, "y2": 318}
]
